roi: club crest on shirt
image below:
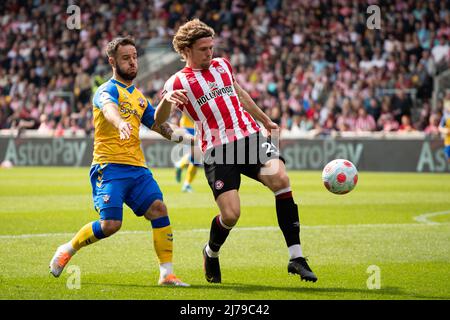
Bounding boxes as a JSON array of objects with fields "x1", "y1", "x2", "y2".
[
  {"x1": 215, "y1": 180, "x2": 224, "y2": 190},
  {"x1": 215, "y1": 66, "x2": 226, "y2": 74},
  {"x1": 102, "y1": 195, "x2": 110, "y2": 203}
]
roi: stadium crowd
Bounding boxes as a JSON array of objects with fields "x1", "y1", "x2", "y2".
[{"x1": 0, "y1": 0, "x2": 449, "y2": 137}]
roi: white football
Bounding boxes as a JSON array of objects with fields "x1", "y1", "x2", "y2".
[{"x1": 322, "y1": 159, "x2": 358, "y2": 195}]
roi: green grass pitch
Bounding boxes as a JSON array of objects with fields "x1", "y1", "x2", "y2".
[{"x1": 0, "y1": 167, "x2": 449, "y2": 300}]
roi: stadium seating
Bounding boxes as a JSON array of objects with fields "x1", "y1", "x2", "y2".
[{"x1": 0, "y1": 0, "x2": 449, "y2": 137}]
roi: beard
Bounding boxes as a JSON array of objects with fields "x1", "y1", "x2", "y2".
[{"x1": 116, "y1": 64, "x2": 137, "y2": 81}]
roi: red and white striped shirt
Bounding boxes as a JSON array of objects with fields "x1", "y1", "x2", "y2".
[{"x1": 162, "y1": 58, "x2": 260, "y2": 152}]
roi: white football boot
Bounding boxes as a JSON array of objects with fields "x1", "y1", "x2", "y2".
[{"x1": 49, "y1": 245, "x2": 73, "y2": 277}]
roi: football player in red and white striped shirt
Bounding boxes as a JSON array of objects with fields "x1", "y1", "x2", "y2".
[{"x1": 155, "y1": 19, "x2": 317, "y2": 283}]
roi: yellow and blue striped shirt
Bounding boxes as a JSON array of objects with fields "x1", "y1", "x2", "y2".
[{"x1": 92, "y1": 78, "x2": 155, "y2": 167}]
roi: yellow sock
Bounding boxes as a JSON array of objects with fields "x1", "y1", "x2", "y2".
[
  {"x1": 185, "y1": 164, "x2": 198, "y2": 184},
  {"x1": 153, "y1": 225, "x2": 173, "y2": 264},
  {"x1": 179, "y1": 155, "x2": 190, "y2": 169},
  {"x1": 70, "y1": 221, "x2": 103, "y2": 251}
]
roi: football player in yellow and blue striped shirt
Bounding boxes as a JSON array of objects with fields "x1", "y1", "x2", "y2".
[
  {"x1": 175, "y1": 113, "x2": 201, "y2": 192},
  {"x1": 439, "y1": 101, "x2": 450, "y2": 163},
  {"x1": 49, "y1": 36, "x2": 191, "y2": 286}
]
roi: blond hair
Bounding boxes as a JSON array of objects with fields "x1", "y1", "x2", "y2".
[{"x1": 172, "y1": 19, "x2": 215, "y2": 58}]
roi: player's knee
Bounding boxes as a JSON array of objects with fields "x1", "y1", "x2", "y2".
[
  {"x1": 101, "y1": 220, "x2": 122, "y2": 237},
  {"x1": 221, "y1": 207, "x2": 240, "y2": 226},
  {"x1": 144, "y1": 200, "x2": 167, "y2": 220},
  {"x1": 271, "y1": 173, "x2": 290, "y2": 191},
  {"x1": 280, "y1": 174, "x2": 290, "y2": 188}
]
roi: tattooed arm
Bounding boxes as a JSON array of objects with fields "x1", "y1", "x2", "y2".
[
  {"x1": 151, "y1": 122, "x2": 195, "y2": 146},
  {"x1": 154, "y1": 90, "x2": 188, "y2": 126}
]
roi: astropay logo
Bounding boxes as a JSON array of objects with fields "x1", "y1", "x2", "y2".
[{"x1": 3, "y1": 138, "x2": 87, "y2": 166}]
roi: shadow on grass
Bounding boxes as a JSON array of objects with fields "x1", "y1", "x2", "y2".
[
  {"x1": 203, "y1": 283, "x2": 449, "y2": 300},
  {"x1": 81, "y1": 282, "x2": 449, "y2": 300}
]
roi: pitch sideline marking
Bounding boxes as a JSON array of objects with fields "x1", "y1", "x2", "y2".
[{"x1": 0, "y1": 221, "x2": 449, "y2": 240}]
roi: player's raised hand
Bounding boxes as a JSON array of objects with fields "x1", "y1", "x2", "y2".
[
  {"x1": 263, "y1": 120, "x2": 279, "y2": 136},
  {"x1": 118, "y1": 120, "x2": 132, "y2": 140},
  {"x1": 165, "y1": 89, "x2": 188, "y2": 106}
]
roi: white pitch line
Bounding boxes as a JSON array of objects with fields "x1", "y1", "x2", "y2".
[
  {"x1": 0, "y1": 222, "x2": 449, "y2": 240},
  {"x1": 413, "y1": 210, "x2": 450, "y2": 225}
]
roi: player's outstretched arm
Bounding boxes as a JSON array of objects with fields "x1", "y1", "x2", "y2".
[
  {"x1": 154, "y1": 90, "x2": 188, "y2": 126},
  {"x1": 151, "y1": 122, "x2": 195, "y2": 146},
  {"x1": 102, "y1": 102, "x2": 132, "y2": 139},
  {"x1": 439, "y1": 126, "x2": 449, "y2": 135},
  {"x1": 233, "y1": 80, "x2": 279, "y2": 132}
]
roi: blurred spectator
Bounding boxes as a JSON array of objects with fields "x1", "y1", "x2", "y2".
[
  {"x1": 378, "y1": 101, "x2": 400, "y2": 132},
  {"x1": 336, "y1": 99, "x2": 356, "y2": 132},
  {"x1": 416, "y1": 102, "x2": 432, "y2": 131},
  {"x1": 355, "y1": 107, "x2": 376, "y2": 132},
  {"x1": 399, "y1": 115, "x2": 417, "y2": 132},
  {"x1": 432, "y1": 36, "x2": 450, "y2": 67},
  {"x1": 316, "y1": 113, "x2": 337, "y2": 136},
  {"x1": 366, "y1": 98, "x2": 381, "y2": 123},
  {"x1": 424, "y1": 113, "x2": 442, "y2": 136},
  {"x1": 391, "y1": 91, "x2": 413, "y2": 124},
  {"x1": 1, "y1": 0, "x2": 449, "y2": 137},
  {"x1": 74, "y1": 67, "x2": 92, "y2": 107},
  {"x1": 37, "y1": 114, "x2": 54, "y2": 135},
  {"x1": 290, "y1": 111, "x2": 313, "y2": 134}
]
